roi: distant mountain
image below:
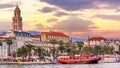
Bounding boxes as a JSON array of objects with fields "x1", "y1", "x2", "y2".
[
  {"x1": 106, "y1": 38, "x2": 120, "y2": 40},
  {"x1": 70, "y1": 38, "x2": 87, "y2": 42}
]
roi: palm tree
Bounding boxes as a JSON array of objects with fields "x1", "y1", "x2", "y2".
[
  {"x1": 94, "y1": 45, "x2": 102, "y2": 56},
  {"x1": 76, "y1": 41, "x2": 84, "y2": 50},
  {"x1": 49, "y1": 39, "x2": 58, "y2": 48},
  {"x1": 64, "y1": 42, "x2": 71, "y2": 54},
  {"x1": 17, "y1": 48, "x2": 22, "y2": 57},
  {"x1": 0, "y1": 40, "x2": 2, "y2": 46},
  {"x1": 49, "y1": 39, "x2": 58, "y2": 58},
  {"x1": 72, "y1": 45, "x2": 80, "y2": 55},
  {"x1": 58, "y1": 45, "x2": 65, "y2": 53},
  {"x1": 58, "y1": 40, "x2": 65, "y2": 53},
  {"x1": 34, "y1": 46, "x2": 45, "y2": 60},
  {"x1": 81, "y1": 46, "x2": 94, "y2": 53},
  {"x1": 58, "y1": 40, "x2": 64, "y2": 46},
  {"x1": 17, "y1": 46, "x2": 28, "y2": 59},
  {"x1": 6, "y1": 38, "x2": 13, "y2": 56},
  {"x1": 25, "y1": 43, "x2": 34, "y2": 61}
]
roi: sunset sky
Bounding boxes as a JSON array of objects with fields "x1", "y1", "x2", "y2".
[{"x1": 0, "y1": 0, "x2": 120, "y2": 38}]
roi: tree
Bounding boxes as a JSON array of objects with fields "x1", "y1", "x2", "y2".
[
  {"x1": 94, "y1": 45, "x2": 102, "y2": 55},
  {"x1": 49, "y1": 39, "x2": 58, "y2": 58},
  {"x1": 49, "y1": 39, "x2": 58, "y2": 47},
  {"x1": 0, "y1": 40, "x2": 2, "y2": 46},
  {"x1": 6, "y1": 38, "x2": 13, "y2": 56},
  {"x1": 25, "y1": 43, "x2": 34, "y2": 61},
  {"x1": 81, "y1": 46, "x2": 94, "y2": 53},
  {"x1": 17, "y1": 46, "x2": 28, "y2": 59},
  {"x1": 72, "y1": 45, "x2": 80, "y2": 55},
  {"x1": 76, "y1": 41, "x2": 84, "y2": 50},
  {"x1": 58, "y1": 40, "x2": 65, "y2": 53},
  {"x1": 34, "y1": 46, "x2": 45, "y2": 60},
  {"x1": 58, "y1": 40, "x2": 64, "y2": 46},
  {"x1": 58, "y1": 45, "x2": 65, "y2": 53},
  {"x1": 64, "y1": 42, "x2": 71, "y2": 54}
]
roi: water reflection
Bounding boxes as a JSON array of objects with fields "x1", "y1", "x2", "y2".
[{"x1": 0, "y1": 63, "x2": 120, "y2": 68}]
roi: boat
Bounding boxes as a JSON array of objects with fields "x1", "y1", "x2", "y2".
[
  {"x1": 57, "y1": 54, "x2": 101, "y2": 64},
  {"x1": 101, "y1": 54, "x2": 120, "y2": 63}
]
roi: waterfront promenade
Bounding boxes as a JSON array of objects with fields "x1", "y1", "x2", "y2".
[
  {"x1": 0, "y1": 62, "x2": 55, "y2": 65},
  {"x1": 0, "y1": 63, "x2": 120, "y2": 68}
]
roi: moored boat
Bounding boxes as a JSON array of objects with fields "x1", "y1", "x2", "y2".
[{"x1": 57, "y1": 54, "x2": 101, "y2": 64}]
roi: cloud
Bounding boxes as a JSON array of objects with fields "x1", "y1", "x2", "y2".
[
  {"x1": 38, "y1": 7, "x2": 56, "y2": 13},
  {"x1": 0, "y1": 21, "x2": 11, "y2": 31},
  {"x1": 94, "y1": 0, "x2": 120, "y2": 9},
  {"x1": 35, "y1": 16, "x2": 97, "y2": 33},
  {"x1": 95, "y1": 15, "x2": 120, "y2": 21},
  {"x1": 54, "y1": 11, "x2": 69, "y2": 17},
  {"x1": 54, "y1": 16, "x2": 97, "y2": 32},
  {"x1": 47, "y1": 18, "x2": 58, "y2": 23},
  {"x1": 39, "y1": 0, "x2": 120, "y2": 11},
  {"x1": 35, "y1": 16, "x2": 120, "y2": 38},
  {"x1": 89, "y1": 30, "x2": 120, "y2": 38},
  {"x1": 0, "y1": 3, "x2": 15, "y2": 9},
  {"x1": 40, "y1": 0, "x2": 94, "y2": 11}
]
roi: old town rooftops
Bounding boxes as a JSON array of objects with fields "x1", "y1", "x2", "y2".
[
  {"x1": 42, "y1": 31, "x2": 69, "y2": 37},
  {"x1": 88, "y1": 37, "x2": 107, "y2": 41}
]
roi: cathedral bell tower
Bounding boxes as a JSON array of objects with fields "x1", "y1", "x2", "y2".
[{"x1": 12, "y1": 5, "x2": 23, "y2": 31}]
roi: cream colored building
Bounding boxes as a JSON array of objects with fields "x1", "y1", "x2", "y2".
[
  {"x1": 84, "y1": 37, "x2": 107, "y2": 47},
  {"x1": 41, "y1": 31, "x2": 69, "y2": 42}
]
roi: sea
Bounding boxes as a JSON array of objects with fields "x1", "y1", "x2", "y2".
[{"x1": 0, "y1": 63, "x2": 120, "y2": 68}]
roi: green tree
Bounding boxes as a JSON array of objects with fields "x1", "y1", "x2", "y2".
[
  {"x1": 6, "y1": 38, "x2": 13, "y2": 56},
  {"x1": 25, "y1": 43, "x2": 34, "y2": 61},
  {"x1": 76, "y1": 41, "x2": 84, "y2": 50},
  {"x1": 49, "y1": 39, "x2": 58, "y2": 58},
  {"x1": 58, "y1": 40, "x2": 65, "y2": 53},
  {"x1": 58, "y1": 45, "x2": 65, "y2": 53},
  {"x1": 58, "y1": 40, "x2": 64, "y2": 46},
  {"x1": 81, "y1": 46, "x2": 94, "y2": 53},
  {"x1": 0, "y1": 40, "x2": 2, "y2": 46},
  {"x1": 64, "y1": 42, "x2": 71, "y2": 54},
  {"x1": 72, "y1": 45, "x2": 80, "y2": 55},
  {"x1": 94, "y1": 45, "x2": 102, "y2": 55},
  {"x1": 17, "y1": 46, "x2": 27, "y2": 59},
  {"x1": 49, "y1": 39, "x2": 58, "y2": 47},
  {"x1": 35, "y1": 46, "x2": 45, "y2": 60}
]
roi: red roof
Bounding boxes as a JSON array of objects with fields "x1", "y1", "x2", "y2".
[
  {"x1": 89, "y1": 37, "x2": 106, "y2": 41},
  {"x1": 31, "y1": 35, "x2": 40, "y2": 38},
  {"x1": 42, "y1": 31, "x2": 69, "y2": 37},
  {"x1": 0, "y1": 34, "x2": 5, "y2": 36}
]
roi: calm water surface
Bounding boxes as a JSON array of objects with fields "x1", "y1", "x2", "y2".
[{"x1": 0, "y1": 63, "x2": 120, "y2": 68}]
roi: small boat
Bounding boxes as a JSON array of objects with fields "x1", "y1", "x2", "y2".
[{"x1": 57, "y1": 54, "x2": 101, "y2": 64}]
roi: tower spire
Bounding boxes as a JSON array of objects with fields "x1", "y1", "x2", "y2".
[{"x1": 12, "y1": 5, "x2": 23, "y2": 32}]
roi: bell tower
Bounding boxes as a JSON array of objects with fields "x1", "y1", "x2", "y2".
[{"x1": 12, "y1": 5, "x2": 23, "y2": 31}]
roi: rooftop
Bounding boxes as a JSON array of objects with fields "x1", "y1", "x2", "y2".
[
  {"x1": 42, "y1": 31, "x2": 69, "y2": 37},
  {"x1": 89, "y1": 37, "x2": 106, "y2": 41}
]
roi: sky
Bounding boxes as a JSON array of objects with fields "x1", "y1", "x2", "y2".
[{"x1": 0, "y1": 0, "x2": 120, "y2": 38}]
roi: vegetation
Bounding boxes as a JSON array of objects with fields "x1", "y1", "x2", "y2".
[
  {"x1": 49, "y1": 39, "x2": 58, "y2": 58},
  {"x1": 16, "y1": 40, "x2": 118, "y2": 61},
  {"x1": 34, "y1": 46, "x2": 46, "y2": 60},
  {"x1": 0, "y1": 40, "x2": 2, "y2": 46},
  {"x1": 6, "y1": 38, "x2": 13, "y2": 56},
  {"x1": 58, "y1": 40, "x2": 65, "y2": 53}
]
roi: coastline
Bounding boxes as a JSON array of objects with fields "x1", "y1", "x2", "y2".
[{"x1": 0, "y1": 62, "x2": 56, "y2": 65}]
